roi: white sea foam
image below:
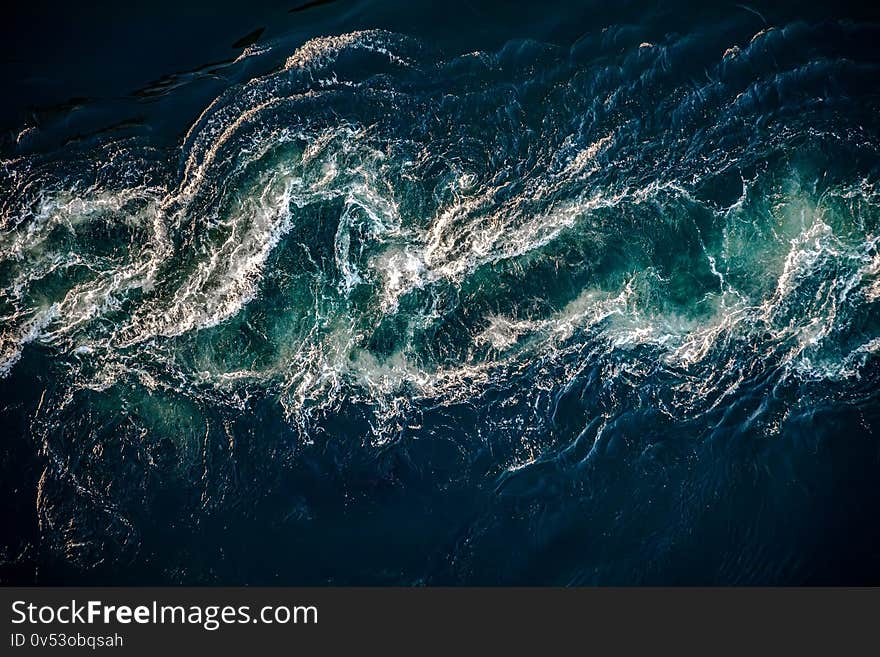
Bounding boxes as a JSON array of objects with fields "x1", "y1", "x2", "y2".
[{"x1": 0, "y1": 28, "x2": 877, "y2": 437}]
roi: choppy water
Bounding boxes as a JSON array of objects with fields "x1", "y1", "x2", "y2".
[{"x1": 2, "y1": 1, "x2": 880, "y2": 584}]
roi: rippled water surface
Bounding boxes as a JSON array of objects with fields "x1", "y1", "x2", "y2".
[{"x1": 2, "y1": 0, "x2": 880, "y2": 584}]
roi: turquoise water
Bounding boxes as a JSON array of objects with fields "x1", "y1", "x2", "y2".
[{"x1": 2, "y1": 1, "x2": 880, "y2": 584}]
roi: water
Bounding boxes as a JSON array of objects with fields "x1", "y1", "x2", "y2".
[{"x1": 2, "y1": 0, "x2": 880, "y2": 584}]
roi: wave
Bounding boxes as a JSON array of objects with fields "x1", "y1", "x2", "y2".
[{"x1": 2, "y1": 23, "x2": 879, "y2": 442}]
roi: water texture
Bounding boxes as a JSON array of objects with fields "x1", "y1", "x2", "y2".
[{"x1": 2, "y1": 1, "x2": 880, "y2": 584}]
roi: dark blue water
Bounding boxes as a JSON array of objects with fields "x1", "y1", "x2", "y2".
[{"x1": 2, "y1": 0, "x2": 880, "y2": 584}]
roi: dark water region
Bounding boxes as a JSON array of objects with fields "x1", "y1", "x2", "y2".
[{"x1": 2, "y1": 1, "x2": 880, "y2": 584}]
